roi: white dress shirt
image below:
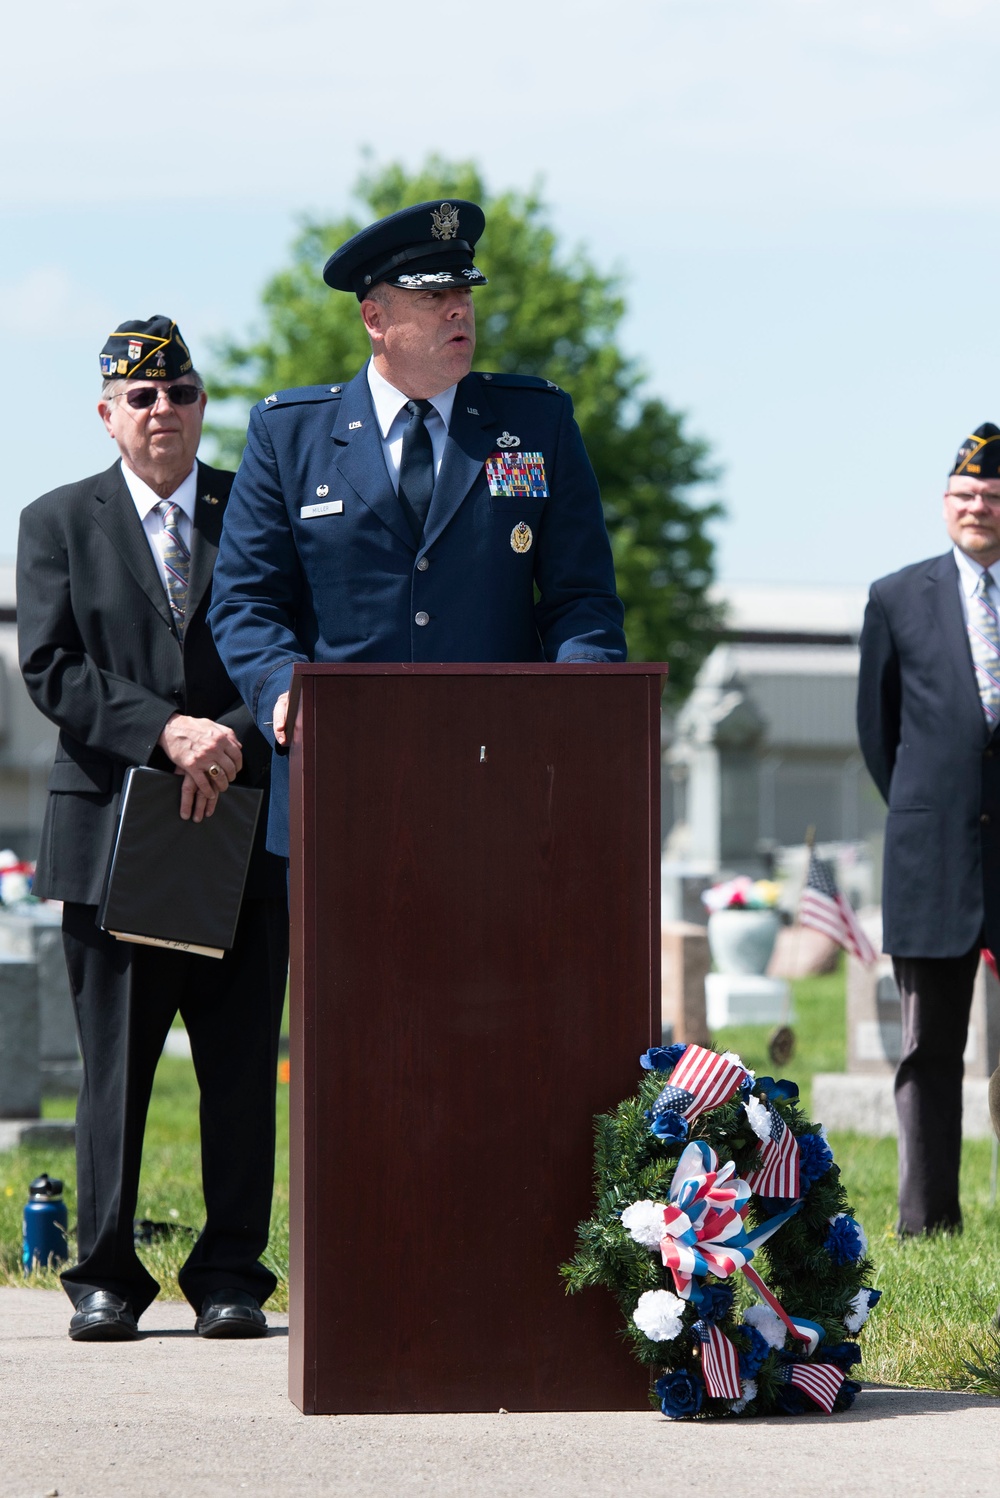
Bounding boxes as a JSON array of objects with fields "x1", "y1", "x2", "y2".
[
  {"x1": 953, "y1": 543, "x2": 1000, "y2": 627},
  {"x1": 366, "y1": 359, "x2": 456, "y2": 491},
  {"x1": 120, "y1": 460, "x2": 197, "y2": 595}
]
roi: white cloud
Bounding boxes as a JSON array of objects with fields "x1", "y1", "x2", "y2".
[{"x1": 0, "y1": 267, "x2": 114, "y2": 337}]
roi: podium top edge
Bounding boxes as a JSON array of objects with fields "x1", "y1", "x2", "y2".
[{"x1": 290, "y1": 663, "x2": 669, "y2": 677}]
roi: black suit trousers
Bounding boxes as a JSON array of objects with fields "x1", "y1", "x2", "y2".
[
  {"x1": 59, "y1": 896, "x2": 288, "y2": 1319},
  {"x1": 892, "y1": 945, "x2": 979, "y2": 1234}
]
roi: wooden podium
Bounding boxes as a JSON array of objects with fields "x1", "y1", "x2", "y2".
[{"x1": 287, "y1": 664, "x2": 664, "y2": 1414}]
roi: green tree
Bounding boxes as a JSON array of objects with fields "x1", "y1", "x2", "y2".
[{"x1": 208, "y1": 157, "x2": 724, "y2": 695}]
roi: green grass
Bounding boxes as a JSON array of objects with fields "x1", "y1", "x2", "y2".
[
  {"x1": 2, "y1": 967, "x2": 999, "y2": 1392},
  {"x1": 0, "y1": 1057, "x2": 290, "y2": 1312}
]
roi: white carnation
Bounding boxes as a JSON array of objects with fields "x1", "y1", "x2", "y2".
[
  {"x1": 743, "y1": 1303, "x2": 786, "y2": 1349},
  {"x1": 744, "y1": 1094, "x2": 772, "y2": 1143},
  {"x1": 633, "y1": 1289, "x2": 686, "y2": 1341},
  {"x1": 621, "y1": 1200, "x2": 668, "y2": 1251},
  {"x1": 719, "y1": 1051, "x2": 744, "y2": 1067},
  {"x1": 729, "y1": 1377, "x2": 758, "y2": 1414},
  {"x1": 844, "y1": 1289, "x2": 873, "y2": 1333}
]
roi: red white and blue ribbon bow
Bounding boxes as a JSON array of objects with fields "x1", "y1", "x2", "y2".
[{"x1": 649, "y1": 1141, "x2": 821, "y2": 1398}]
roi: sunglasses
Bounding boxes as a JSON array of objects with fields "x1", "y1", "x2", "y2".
[{"x1": 113, "y1": 383, "x2": 202, "y2": 410}]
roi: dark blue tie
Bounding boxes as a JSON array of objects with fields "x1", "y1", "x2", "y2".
[{"x1": 397, "y1": 399, "x2": 435, "y2": 539}]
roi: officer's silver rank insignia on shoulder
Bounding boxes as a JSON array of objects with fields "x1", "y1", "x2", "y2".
[
  {"x1": 496, "y1": 431, "x2": 520, "y2": 448},
  {"x1": 485, "y1": 450, "x2": 548, "y2": 499},
  {"x1": 430, "y1": 202, "x2": 460, "y2": 240},
  {"x1": 510, "y1": 521, "x2": 533, "y2": 553}
]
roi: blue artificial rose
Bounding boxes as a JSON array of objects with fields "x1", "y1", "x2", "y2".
[
  {"x1": 756, "y1": 1076, "x2": 800, "y2": 1103},
  {"x1": 823, "y1": 1341, "x2": 863, "y2": 1373},
  {"x1": 737, "y1": 1326, "x2": 770, "y2": 1379},
  {"x1": 774, "y1": 1383, "x2": 810, "y2": 1416},
  {"x1": 640, "y1": 1044, "x2": 687, "y2": 1072},
  {"x1": 833, "y1": 1378, "x2": 862, "y2": 1412},
  {"x1": 697, "y1": 1283, "x2": 734, "y2": 1322},
  {"x1": 798, "y1": 1132, "x2": 834, "y2": 1190},
  {"x1": 655, "y1": 1370, "x2": 704, "y2": 1419},
  {"x1": 825, "y1": 1215, "x2": 865, "y2": 1265},
  {"x1": 649, "y1": 1110, "x2": 689, "y2": 1144}
]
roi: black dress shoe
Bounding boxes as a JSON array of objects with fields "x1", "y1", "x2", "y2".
[
  {"x1": 68, "y1": 1290, "x2": 139, "y2": 1342},
  {"x1": 195, "y1": 1288, "x2": 267, "y2": 1339}
]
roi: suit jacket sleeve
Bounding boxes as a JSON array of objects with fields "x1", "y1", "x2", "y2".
[
  {"x1": 17, "y1": 499, "x2": 179, "y2": 765},
  {"x1": 210, "y1": 408, "x2": 307, "y2": 744},
  {"x1": 856, "y1": 582, "x2": 900, "y2": 804}
]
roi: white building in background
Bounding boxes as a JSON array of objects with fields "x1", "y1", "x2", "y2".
[{"x1": 663, "y1": 583, "x2": 885, "y2": 915}]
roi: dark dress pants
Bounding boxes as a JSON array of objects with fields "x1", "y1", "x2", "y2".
[
  {"x1": 892, "y1": 943, "x2": 980, "y2": 1234},
  {"x1": 59, "y1": 896, "x2": 288, "y2": 1320}
]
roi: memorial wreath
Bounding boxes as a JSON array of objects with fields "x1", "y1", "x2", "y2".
[{"x1": 561, "y1": 1043, "x2": 880, "y2": 1418}]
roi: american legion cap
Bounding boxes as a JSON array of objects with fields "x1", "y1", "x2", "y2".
[
  {"x1": 952, "y1": 422, "x2": 1000, "y2": 479},
  {"x1": 99, "y1": 317, "x2": 194, "y2": 380},
  {"x1": 323, "y1": 200, "x2": 488, "y2": 300}
]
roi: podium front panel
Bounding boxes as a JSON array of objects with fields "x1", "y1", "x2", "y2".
[{"x1": 288, "y1": 665, "x2": 662, "y2": 1413}]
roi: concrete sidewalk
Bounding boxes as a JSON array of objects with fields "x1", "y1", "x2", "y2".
[{"x1": 1, "y1": 1287, "x2": 998, "y2": 1498}]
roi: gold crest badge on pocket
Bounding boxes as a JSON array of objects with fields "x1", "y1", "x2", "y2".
[{"x1": 510, "y1": 521, "x2": 533, "y2": 553}]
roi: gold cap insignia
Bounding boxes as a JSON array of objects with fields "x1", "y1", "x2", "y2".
[
  {"x1": 510, "y1": 521, "x2": 533, "y2": 554},
  {"x1": 431, "y1": 202, "x2": 460, "y2": 240}
]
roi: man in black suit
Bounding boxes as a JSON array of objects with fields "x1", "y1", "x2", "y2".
[
  {"x1": 858, "y1": 421, "x2": 1000, "y2": 1235},
  {"x1": 17, "y1": 317, "x2": 288, "y2": 1340}
]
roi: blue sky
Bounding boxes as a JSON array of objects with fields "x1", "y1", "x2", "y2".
[{"x1": 3, "y1": 0, "x2": 999, "y2": 585}]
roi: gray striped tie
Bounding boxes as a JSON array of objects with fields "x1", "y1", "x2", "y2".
[
  {"x1": 155, "y1": 500, "x2": 190, "y2": 633},
  {"x1": 969, "y1": 570, "x2": 1000, "y2": 727}
]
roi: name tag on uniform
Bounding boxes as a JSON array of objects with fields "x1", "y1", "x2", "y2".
[
  {"x1": 300, "y1": 500, "x2": 344, "y2": 519},
  {"x1": 485, "y1": 451, "x2": 548, "y2": 499}
]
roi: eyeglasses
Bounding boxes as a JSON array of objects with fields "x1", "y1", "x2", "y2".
[
  {"x1": 111, "y1": 383, "x2": 202, "y2": 410},
  {"x1": 949, "y1": 488, "x2": 1000, "y2": 507}
]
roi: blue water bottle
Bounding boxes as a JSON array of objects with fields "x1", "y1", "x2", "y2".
[{"x1": 22, "y1": 1174, "x2": 69, "y2": 1272}]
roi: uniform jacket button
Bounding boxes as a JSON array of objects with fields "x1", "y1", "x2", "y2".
[
  {"x1": 416, "y1": 557, "x2": 429, "y2": 571},
  {"x1": 415, "y1": 611, "x2": 430, "y2": 626},
  {"x1": 982, "y1": 812, "x2": 991, "y2": 824}
]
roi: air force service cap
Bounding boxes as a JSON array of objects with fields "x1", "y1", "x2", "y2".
[
  {"x1": 323, "y1": 200, "x2": 488, "y2": 299},
  {"x1": 952, "y1": 422, "x2": 1000, "y2": 479},
  {"x1": 99, "y1": 316, "x2": 194, "y2": 380}
]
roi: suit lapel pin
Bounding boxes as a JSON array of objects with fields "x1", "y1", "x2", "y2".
[
  {"x1": 201, "y1": 494, "x2": 219, "y2": 506},
  {"x1": 496, "y1": 431, "x2": 521, "y2": 448}
]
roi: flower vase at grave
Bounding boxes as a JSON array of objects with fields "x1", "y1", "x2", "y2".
[{"x1": 707, "y1": 907, "x2": 781, "y2": 976}]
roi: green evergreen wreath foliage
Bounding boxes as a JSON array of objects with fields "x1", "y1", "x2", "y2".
[{"x1": 561, "y1": 1046, "x2": 880, "y2": 1418}]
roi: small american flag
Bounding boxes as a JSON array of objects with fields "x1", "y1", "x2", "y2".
[
  {"x1": 663, "y1": 1045, "x2": 747, "y2": 1122},
  {"x1": 694, "y1": 1320, "x2": 742, "y2": 1400},
  {"x1": 784, "y1": 1360, "x2": 845, "y2": 1414},
  {"x1": 799, "y1": 850, "x2": 877, "y2": 966},
  {"x1": 745, "y1": 1099, "x2": 800, "y2": 1198}
]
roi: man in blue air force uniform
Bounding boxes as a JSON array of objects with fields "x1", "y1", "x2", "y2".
[{"x1": 209, "y1": 199, "x2": 627, "y2": 853}]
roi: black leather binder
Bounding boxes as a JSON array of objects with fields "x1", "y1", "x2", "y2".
[{"x1": 98, "y1": 766, "x2": 262, "y2": 959}]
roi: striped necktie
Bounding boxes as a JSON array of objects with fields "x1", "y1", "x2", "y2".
[
  {"x1": 969, "y1": 569, "x2": 1000, "y2": 727},
  {"x1": 155, "y1": 500, "x2": 190, "y2": 633}
]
